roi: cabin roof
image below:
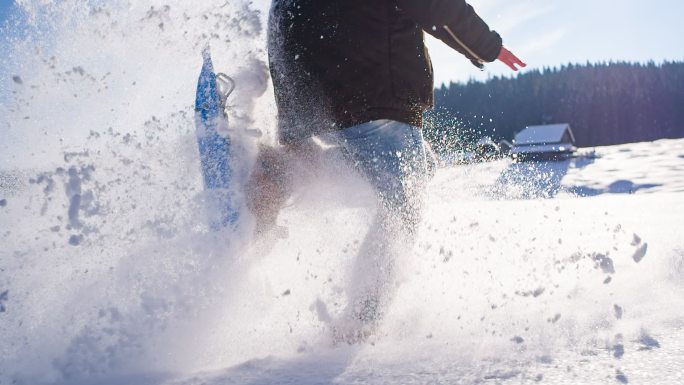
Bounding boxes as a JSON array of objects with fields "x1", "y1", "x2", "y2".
[{"x1": 514, "y1": 124, "x2": 575, "y2": 145}]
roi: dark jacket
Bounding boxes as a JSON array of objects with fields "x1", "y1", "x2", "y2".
[{"x1": 268, "y1": 0, "x2": 502, "y2": 144}]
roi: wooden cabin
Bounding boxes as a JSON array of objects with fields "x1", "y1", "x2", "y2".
[{"x1": 511, "y1": 123, "x2": 577, "y2": 161}]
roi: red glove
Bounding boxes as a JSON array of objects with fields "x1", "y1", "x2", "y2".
[{"x1": 498, "y1": 46, "x2": 526, "y2": 71}]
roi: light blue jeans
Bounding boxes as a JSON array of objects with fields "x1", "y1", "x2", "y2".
[
  {"x1": 331, "y1": 119, "x2": 429, "y2": 228},
  {"x1": 327, "y1": 119, "x2": 430, "y2": 325}
]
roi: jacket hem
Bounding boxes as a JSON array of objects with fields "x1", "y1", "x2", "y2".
[{"x1": 337, "y1": 107, "x2": 424, "y2": 130}]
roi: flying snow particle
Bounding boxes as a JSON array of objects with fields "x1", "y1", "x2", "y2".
[
  {"x1": 65, "y1": 167, "x2": 85, "y2": 229},
  {"x1": 638, "y1": 332, "x2": 660, "y2": 350},
  {"x1": 536, "y1": 355, "x2": 553, "y2": 364},
  {"x1": 616, "y1": 370, "x2": 629, "y2": 384},
  {"x1": 312, "y1": 298, "x2": 332, "y2": 323},
  {"x1": 72, "y1": 66, "x2": 85, "y2": 76},
  {"x1": 68, "y1": 235, "x2": 83, "y2": 246},
  {"x1": 632, "y1": 243, "x2": 648, "y2": 263},
  {"x1": 515, "y1": 287, "x2": 545, "y2": 298},
  {"x1": 0, "y1": 290, "x2": 7, "y2": 312},
  {"x1": 511, "y1": 336, "x2": 524, "y2": 344},
  {"x1": 593, "y1": 254, "x2": 615, "y2": 274}
]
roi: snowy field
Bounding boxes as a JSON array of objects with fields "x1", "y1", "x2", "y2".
[{"x1": 2, "y1": 1, "x2": 684, "y2": 384}]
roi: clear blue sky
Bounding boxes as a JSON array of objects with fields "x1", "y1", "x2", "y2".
[
  {"x1": 0, "y1": 0, "x2": 13, "y2": 24},
  {"x1": 424, "y1": 0, "x2": 684, "y2": 85},
  {"x1": 0, "y1": 0, "x2": 16, "y2": 102}
]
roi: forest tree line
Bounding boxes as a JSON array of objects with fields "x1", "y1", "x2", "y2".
[{"x1": 425, "y1": 61, "x2": 684, "y2": 153}]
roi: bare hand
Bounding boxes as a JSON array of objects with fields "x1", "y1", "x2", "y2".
[{"x1": 498, "y1": 46, "x2": 526, "y2": 71}]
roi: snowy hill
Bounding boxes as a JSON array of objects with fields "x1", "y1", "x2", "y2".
[
  {"x1": 2, "y1": 136, "x2": 683, "y2": 384},
  {"x1": 1, "y1": 2, "x2": 683, "y2": 385}
]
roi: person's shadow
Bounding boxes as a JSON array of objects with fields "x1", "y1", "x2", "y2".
[
  {"x1": 565, "y1": 179, "x2": 662, "y2": 196},
  {"x1": 47, "y1": 347, "x2": 357, "y2": 385},
  {"x1": 490, "y1": 155, "x2": 663, "y2": 199},
  {"x1": 175, "y1": 347, "x2": 359, "y2": 385}
]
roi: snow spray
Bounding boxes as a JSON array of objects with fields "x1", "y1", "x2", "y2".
[{"x1": 1, "y1": 1, "x2": 683, "y2": 384}]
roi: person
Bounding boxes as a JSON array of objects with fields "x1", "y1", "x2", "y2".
[{"x1": 248, "y1": 0, "x2": 525, "y2": 343}]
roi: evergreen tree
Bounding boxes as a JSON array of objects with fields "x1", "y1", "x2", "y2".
[{"x1": 428, "y1": 61, "x2": 684, "y2": 152}]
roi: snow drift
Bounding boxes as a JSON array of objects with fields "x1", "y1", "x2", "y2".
[{"x1": 1, "y1": 1, "x2": 683, "y2": 384}]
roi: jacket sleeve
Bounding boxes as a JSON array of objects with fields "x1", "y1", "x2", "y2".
[{"x1": 396, "y1": 0, "x2": 502, "y2": 65}]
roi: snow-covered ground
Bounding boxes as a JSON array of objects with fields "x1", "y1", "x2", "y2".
[
  {"x1": 2, "y1": 2, "x2": 683, "y2": 384},
  {"x1": 436, "y1": 140, "x2": 684, "y2": 200}
]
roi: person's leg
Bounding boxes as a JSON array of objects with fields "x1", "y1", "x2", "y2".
[
  {"x1": 244, "y1": 139, "x2": 327, "y2": 235},
  {"x1": 332, "y1": 120, "x2": 430, "y2": 342},
  {"x1": 337, "y1": 119, "x2": 429, "y2": 232},
  {"x1": 244, "y1": 144, "x2": 290, "y2": 234}
]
